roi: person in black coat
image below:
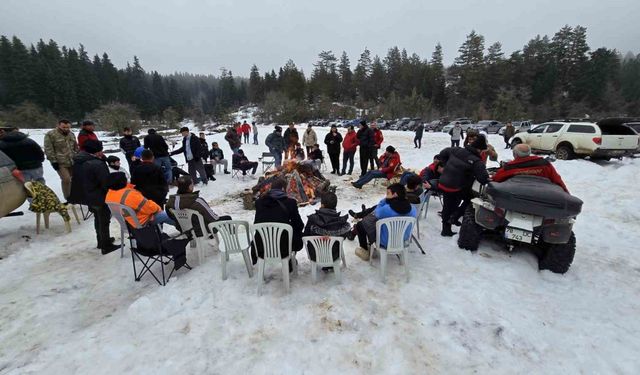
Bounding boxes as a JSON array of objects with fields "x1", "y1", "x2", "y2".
[
  {"x1": 251, "y1": 177, "x2": 304, "y2": 265},
  {"x1": 356, "y1": 120, "x2": 375, "y2": 176},
  {"x1": 170, "y1": 127, "x2": 208, "y2": 185},
  {"x1": 119, "y1": 127, "x2": 141, "y2": 170},
  {"x1": 303, "y1": 192, "x2": 351, "y2": 262},
  {"x1": 67, "y1": 140, "x2": 118, "y2": 254},
  {"x1": 143, "y1": 129, "x2": 172, "y2": 183},
  {"x1": 198, "y1": 132, "x2": 209, "y2": 162},
  {"x1": 0, "y1": 128, "x2": 45, "y2": 182},
  {"x1": 324, "y1": 125, "x2": 343, "y2": 174},
  {"x1": 131, "y1": 149, "x2": 170, "y2": 208},
  {"x1": 437, "y1": 137, "x2": 490, "y2": 236}
]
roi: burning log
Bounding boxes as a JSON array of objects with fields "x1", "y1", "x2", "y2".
[{"x1": 250, "y1": 160, "x2": 330, "y2": 206}]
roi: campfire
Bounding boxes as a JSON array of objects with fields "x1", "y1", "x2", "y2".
[{"x1": 248, "y1": 159, "x2": 331, "y2": 207}]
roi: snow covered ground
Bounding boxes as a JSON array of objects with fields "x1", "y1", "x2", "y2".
[{"x1": 1, "y1": 126, "x2": 639, "y2": 374}]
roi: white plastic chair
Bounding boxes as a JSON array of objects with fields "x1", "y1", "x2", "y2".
[
  {"x1": 252, "y1": 222, "x2": 295, "y2": 295},
  {"x1": 169, "y1": 208, "x2": 209, "y2": 265},
  {"x1": 412, "y1": 191, "x2": 432, "y2": 239},
  {"x1": 369, "y1": 216, "x2": 416, "y2": 283},
  {"x1": 303, "y1": 236, "x2": 345, "y2": 283},
  {"x1": 209, "y1": 220, "x2": 254, "y2": 280},
  {"x1": 107, "y1": 202, "x2": 143, "y2": 258}
]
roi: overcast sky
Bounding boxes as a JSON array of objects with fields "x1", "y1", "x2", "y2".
[{"x1": 1, "y1": 0, "x2": 638, "y2": 77}]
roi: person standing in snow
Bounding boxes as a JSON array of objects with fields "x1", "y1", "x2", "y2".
[
  {"x1": 324, "y1": 125, "x2": 343, "y2": 174},
  {"x1": 265, "y1": 126, "x2": 285, "y2": 167},
  {"x1": 170, "y1": 127, "x2": 208, "y2": 186},
  {"x1": 449, "y1": 123, "x2": 464, "y2": 147},
  {"x1": 252, "y1": 122, "x2": 259, "y2": 145},
  {"x1": 199, "y1": 132, "x2": 210, "y2": 162},
  {"x1": 119, "y1": 127, "x2": 140, "y2": 171},
  {"x1": 225, "y1": 126, "x2": 242, "y2": 154},
  {"x1": 67, "y1": 139, "x2": 118, "y2": 254},
  {"x1": 44, "y1": 119, "x2": 79, "y2": 199},
  {"x1": 143, "y1": 128, "x2": 172, "y2": 183},
  {"x1": 414, "y1": 122, "x2": 425, "y2": 149},
  {"x1": 356, "y1": 120, "x2": 375, "y2": 177},
  {"x1": 303, "y1": 124, "x2": 318, "y2": 154},
  {"x1": 370, "y1": 122, "x2": 384, "y2": 169},
  {"x1": 241, "y1": 121, "x2": 252, "y2": 144},
  {"x1": 503, "y1": 122, "x2": 516, "y2": 149},
  {"x1": 341, "y1": 125, "x2": 359, "y2": 175},
  {"x1": 283, "y1": 123, "x2": 299, "y2": 159},
  {"x1": 77, "y1": 120, "x2": 99, "y2": 152}
]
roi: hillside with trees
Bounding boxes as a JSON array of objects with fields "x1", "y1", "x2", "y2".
[{"x1": 0, "y1": 25, "x2": 639, "y2": 128}]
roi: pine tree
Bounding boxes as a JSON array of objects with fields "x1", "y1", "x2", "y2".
[
  {"x1": 430, "y1": 43, "x2": 447, "y2": 111},
  {"x1": 337, "y1": 51, "x2": 353, "y2": 102},
  {"x1": 248, "y1": 64, "x2": 264, "y2": 103}
]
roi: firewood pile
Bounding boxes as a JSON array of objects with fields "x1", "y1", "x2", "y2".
[{"x1": 248, "y1": 160, "x2": 330, "y2": 207}]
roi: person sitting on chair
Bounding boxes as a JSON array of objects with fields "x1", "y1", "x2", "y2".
[
  {"x1": 106, "y1": 155, "x2": 130, "y2": 180},
  {"x1": 209, "y1": 142, "x2": 231, "y2": 174},
  {"x1": 232, "y1": 149, "x2": 258, "y2": 175},
  {"x1": 166, "y1": 176, "x2": 232, "y2": 237},
  {"x1": 351, "y1": 146, "x2": 401, "y2": 189},
  {"x1": 352, "y1": 183, "x2": 417, "y2": 261},
  {"x1": 303, "y1": 192, "x2": 351, "y2": 264},
  {"x1": 106, "y1": 172, "x2": 176, "y2": 228},
  {"x1": 251, "y1": 177, "x2": 304, "y2": 266}
]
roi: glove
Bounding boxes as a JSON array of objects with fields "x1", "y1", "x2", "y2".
[{"x1": 51, "y1": 162, "x2": 59, "y2": 171}]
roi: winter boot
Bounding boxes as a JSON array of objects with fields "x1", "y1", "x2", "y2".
[
  {"x1": 440, "y1": 223, "x2": 457, "y2": 237},
  {"x1": 224, "y1": 170, "x2": 230, "y2": 174},
  {"x1": 355, "y1": 247, "x2": 370, "y2": 261},
  {"x1": 100, "y1": 243, "x2": 120, "y2": 255}
]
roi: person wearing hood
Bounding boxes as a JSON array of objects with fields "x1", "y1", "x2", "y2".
[
  {"x1": 265, "y1": 126, "x2": 286, "y2": 167},
  {"x1": 166, "y1": 176, "x2": 231, "y2": 237},
  {"x1": 170, "y1": 127, "x2": 208, "y2": 185},
  {"x1": 118, "y1": 127, "x2": 140, "y2": 170},
  {"x1": 303, "y1": 124, "x2": 318, "y2": 154},
  {"x1": 106, "y1": 155, "x2": 130, "y2": 180},
  {"x1": 67, "y1": 139, "x2": 118, "y2": 254},
  {"x1": 44, "y1": 119, "x2": 78, "y2": 199},
  {"x1": 341, "y1": 125, "x2": 359, "y2": 175},
  {"x1": 356, "y1": 120, "x2": 375, "y2": 176},
  {"x1": 437, "y1": 136, "x2": 491, "y2": 237},
  {"x1": 77, "y1": 120, "x2": 99, "y2": 151},
  {"x1": 351, "y1": 146, "x2": 401, "y2": 189},
  {"x1": 324, "y1": 125, "x2": 343, "y2": 174},
  {"x1": 353, "y1": 183, "x2": 417, "y2": 261},
  {"x1": 143, "y1": 128, "x2": 172, "y2": 183},
  {"x1": 0, "y1": 127, "x2": 45, "y2": 183},
  {"x1": 251, "y1": 177, "x2": 304, "y2": 265},
  {"x1": 303, "y1": 192, "x2": 351, "y2": 262}
]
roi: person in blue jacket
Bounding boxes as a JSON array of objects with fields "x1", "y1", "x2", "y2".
[{"x1": 354, "y1": 183, "x2": 417, "y2": 260}]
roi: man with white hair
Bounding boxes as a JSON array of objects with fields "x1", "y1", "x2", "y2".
[{"x1": 493, "y1": 144, "x2": 569, "y2": 192}]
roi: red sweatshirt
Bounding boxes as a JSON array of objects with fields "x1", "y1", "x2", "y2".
[
  {"x1": 493, "y1": 155, "x2": 569, "y2": 192},
  {"x1": 342, "y1": 131, "x2": 359, "y2": 153}
]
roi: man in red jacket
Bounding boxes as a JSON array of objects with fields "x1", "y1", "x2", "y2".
[
  {"x1": 351, "y1": 146, "x2": 400, "y2": 189},
  {"x1": 370, "y1": 123, "x2": 384, "y2": 169},
  {"x1": 77, "y1": 120, "x2": 99, "y2": 151},
  {"x1": 341, "y1": 125, "x2": 359, "y2": 175},
  {"x1": 493, "y1": 144, "x2": 569, "y2": 192}
]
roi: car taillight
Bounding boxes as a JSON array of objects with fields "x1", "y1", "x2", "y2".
[
  {"x1": 12, "y1": 168, "x2": 25, "y2": 183},
  {"x1": 543, "y1": 218, "x2": 556, "y2": 225},
  {"x1": 592, "y1": 137, "x2": 602, "y2": 145},
  {"x1": 494, "y1": 207, "x2": 505, "y2": 217}
]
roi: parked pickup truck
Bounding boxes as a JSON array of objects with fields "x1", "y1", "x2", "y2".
[{"x1": 509, "y1": 119, "x2": 639, "y2": 160}]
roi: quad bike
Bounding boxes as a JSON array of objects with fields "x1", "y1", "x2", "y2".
[
  {"x1": 0, "y1": 150, "x2": 27, "y2": 219},
  {"x1": 458, "y1": 175, "x2": 583, "y2": 274}
]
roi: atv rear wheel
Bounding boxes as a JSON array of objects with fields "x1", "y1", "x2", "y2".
[
  {"x1": 458, "y1": 206, "x2": 482, "y2": 251},
  {"x1": 538, "y1": 232, "x2": 576, "y2": 274}
]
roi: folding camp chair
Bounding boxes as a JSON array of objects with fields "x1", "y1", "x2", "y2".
[{"x1": 260, "y1": 152, "x2": 275, "y2": 172}]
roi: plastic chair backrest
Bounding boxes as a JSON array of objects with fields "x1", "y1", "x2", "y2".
[
  {"x1": 302, "y1": 236, "x2": 343, "y2": 265},
  {"x1": 107, "y1": 203, "x2": 142, "y2": 228},
  {"x1": 252, "y1": 222, "x2": 292, "y2": 259},
  {"x1": 169, "y1": 208, "x2": 207, "y2": 238},
  {"x1": 209, "y1": 220, "x2": 251, "y2": 253},
  {"x1": 375, "y1": 216, "x2": 416, "y2": 252}
]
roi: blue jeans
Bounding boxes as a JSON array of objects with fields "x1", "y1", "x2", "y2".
[
  {"x1": 354, "y1": 170, "x2": 386, "y2": 186},
  {"x1": 155, "y1": 156, "x2": 173, "y2": 183},
  {"x1": 253, "y1": 133, "x2": 259, "y2": 145},
  {"x1": 21, "y1": 167, "x2": 46, "y2": 183},
  {"x1": 399, "y1": 171, "x2": 418, "y2": 186},
  {"x1": 153, "y1": 211, "x2": 176, "y2": 227},
  {"x1": 272, "y1": 150, "x2": 283, "y2": 167}
]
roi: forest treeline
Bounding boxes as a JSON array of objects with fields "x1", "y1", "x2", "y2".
[{"x1": 0, "y1": 25, "x2": 639, "y2": 129}]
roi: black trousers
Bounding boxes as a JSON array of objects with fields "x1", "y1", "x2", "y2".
[
  {"x1": 441, "y1": 190, "x2": 464, "y2": 224},
  {"x1": 328, "y1": 152, "x2": 340, "y2": 172},
  {"x1": 90, "y1": 204, "x2": 112, "y2": 248},
  {"x1": 451, "y1": 139, "x2": 460, "y2": 147},
  {"x1": 414, "y1": 136, "x2": 422, "y2": 148},
  {"x1": 369, "y1": 147, "x2": 380, "y2": 170},
  {"x1": 359, "y1": 147, "x2": 371, "y2": 176},
  {"x1": 356, "y1": 221, "x2": 370, "y2": 250}
]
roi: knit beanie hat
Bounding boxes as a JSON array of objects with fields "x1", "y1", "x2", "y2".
[
  {"x1": 84, "y1": 139, "x2": 103, "y2": 154},
  {"x1": 386, "y1": 145, "x2": 396, "y2": 153}
]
